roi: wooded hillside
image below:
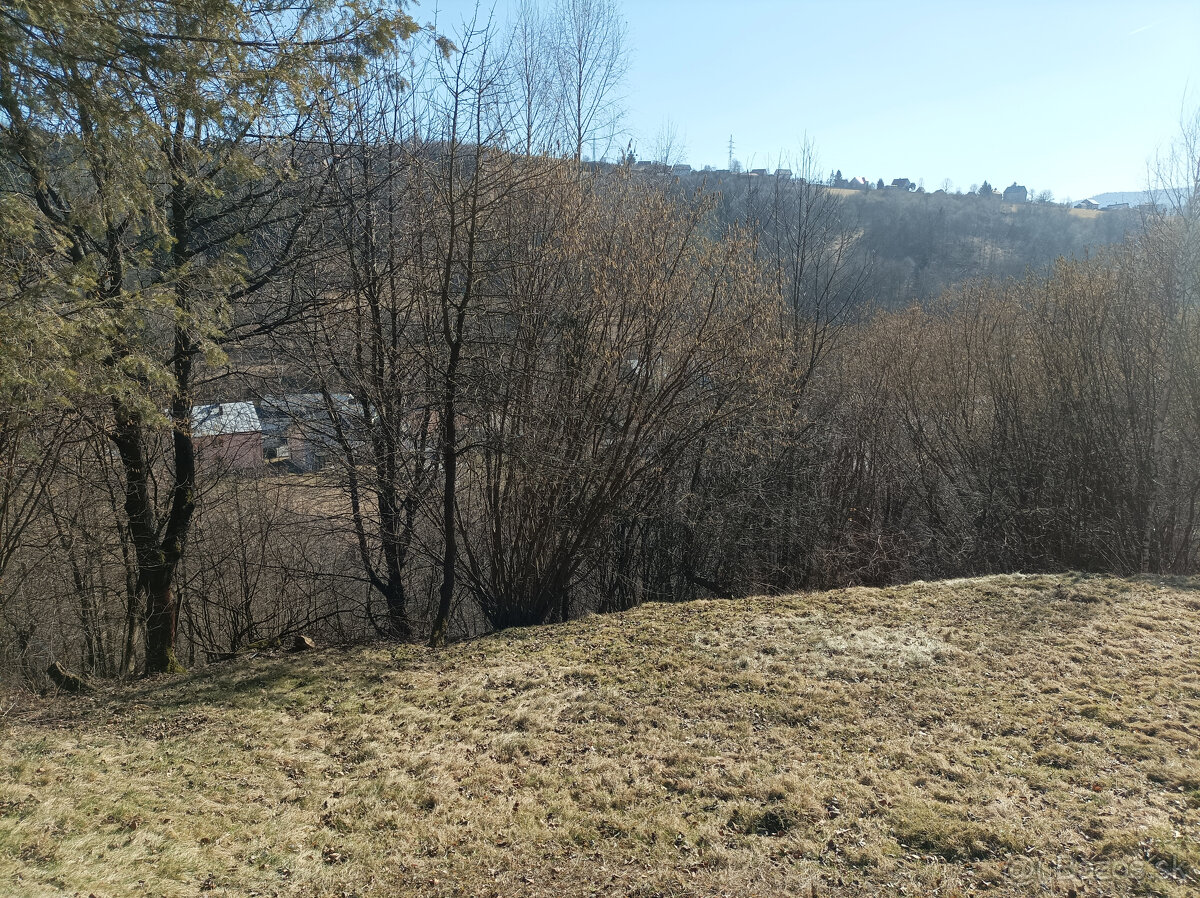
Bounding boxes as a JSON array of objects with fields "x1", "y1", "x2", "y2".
[{"x1": 2, "y1": 0, "x2": 1199, "y2": 684}]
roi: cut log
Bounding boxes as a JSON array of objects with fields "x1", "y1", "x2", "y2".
[
  {"x1": 46, "y1": 661, "x2": 89, "y2": 694},
  {"x1": 291, "y1": 635, "x2": 316, "y2": 652}
]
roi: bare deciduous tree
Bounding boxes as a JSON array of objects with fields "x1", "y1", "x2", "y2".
[
  {"x1": 508, "y1": 0, "x2": 556, "y2": 156},
  {"x1": 551, "y1": 0, "x2": 628, "y2": 162}
]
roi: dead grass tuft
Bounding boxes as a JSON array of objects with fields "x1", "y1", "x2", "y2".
[{"x1": 727, "y1": 803, "x2": 801, "y2": 836}]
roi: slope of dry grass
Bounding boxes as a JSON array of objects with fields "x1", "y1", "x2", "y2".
[{"x1": 1, "y1": 573, "x2": 1198, "y2": 897}]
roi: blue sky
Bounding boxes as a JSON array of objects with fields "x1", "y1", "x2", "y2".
[{"x1": 423, "y1": 0, "x2": 1200, "y2": 201}]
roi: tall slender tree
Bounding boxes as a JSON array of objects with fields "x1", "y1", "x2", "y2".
[{"x1": 551, "y1": 0, "x2": 628, "y2": 162}]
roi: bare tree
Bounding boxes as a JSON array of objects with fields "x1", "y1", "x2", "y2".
[
  {"x1": 278, "y1": 53, "x2": 441, "y2": 641},
  {"x1": 422, "y1": 22, "x2": 549, "y2": 645},
  {"x1": 649, "y1": 117, "x2": 686, "y2": 166},
  {"x1": 460, "y1": 172, "x2": 775, "y2": 627},
  {"x1": 551, "y1": 0, "x2": 628, "y2": 162},
  {"x1": 508, "y1": 0, "x2": 556, "y2": 156},
  {"x1": 720, "y1": 142, "x2": 873, "y2": 589}
]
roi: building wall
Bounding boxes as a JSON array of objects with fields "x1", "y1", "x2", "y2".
[{"x1": 196, "y1": 432, "x2": 263, "y2": 471}]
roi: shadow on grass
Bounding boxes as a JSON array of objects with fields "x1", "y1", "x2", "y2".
[
  {"x1": 15, "y1": 641, "x2": 431, "y2": 732},
  {"x1": 128, "y1": 641, "x2": 434, "y2": 715}
]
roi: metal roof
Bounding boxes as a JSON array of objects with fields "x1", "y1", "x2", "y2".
[
  {"x1": 257, "y1": 394, "x2": 358, "y2": 436},
  {"x1": 191, "y1": 402, "x2": 262, "y2": 437}
]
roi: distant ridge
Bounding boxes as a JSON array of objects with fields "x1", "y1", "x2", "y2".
[{"x1": 1087, "y1": 190, "x2": 1157, "y2": 207}]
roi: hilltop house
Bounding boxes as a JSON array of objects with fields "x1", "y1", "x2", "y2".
[
  {"x1": 1003, "y1": 183, "x2": 1028, "y2": 203},
  {"x1": 191, "y1": 402, "x2": 263, "y2": 471},
  {"x1": 1074, "y1": 198, "x2": 1100, "y2": 210}
]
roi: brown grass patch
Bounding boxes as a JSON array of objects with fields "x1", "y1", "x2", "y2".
[{"x1": 1, "y1": 573, "x2": 1198, "y2": 896}]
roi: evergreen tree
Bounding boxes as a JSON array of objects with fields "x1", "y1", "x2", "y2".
[{"x1": 0, "y1": 0, "x2": 416, "y2": 673}]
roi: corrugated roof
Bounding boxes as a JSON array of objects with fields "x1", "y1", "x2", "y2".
[
  {"x1": 257, "y1": 393, "x2": 355, "y2": 430},
  {"x1": 191, "y1": 402, "x2": 261, "y2": 437}
]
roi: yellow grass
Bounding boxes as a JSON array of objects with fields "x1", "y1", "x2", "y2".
[{"x1": 1, "y1": 573, "x2": 1198, "y2": 896}]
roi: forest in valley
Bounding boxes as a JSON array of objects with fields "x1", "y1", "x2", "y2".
[{"x1": 2, "y1": 0, "x2": 1199, "y2": 686}]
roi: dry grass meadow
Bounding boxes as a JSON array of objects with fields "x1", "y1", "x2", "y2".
[{"x1": 1, "y1": 573, "x2": 1198, "y2": 897}]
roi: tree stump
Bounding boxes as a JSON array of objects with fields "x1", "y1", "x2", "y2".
[
  {"x1": 46, "y1": 661, "x2": 89, "y2": 694},
  {"x1": 291, "y1": 635, "x2": 316, "y2": 652}
]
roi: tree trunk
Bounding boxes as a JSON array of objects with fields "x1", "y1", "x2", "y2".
[
  {"x1": 111, "y1": 388, "x2": 195, "y2": 676},
  {"x1": 143, "y1": 573, "x2": 182, "y2": 675},
  {"x1": 429, "y1": 342, "x2": 460, "y2": 647},
  {"x1": 377, "y1": 473, "x2": 413, "y2": 641},
  {"x1": 134, "y1": 166, "x2": 198, "y2": 676}
]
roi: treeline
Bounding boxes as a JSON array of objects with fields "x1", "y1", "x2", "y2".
[{"x1": 1, "y1": 0, "x2": 1198, "y2": 686}]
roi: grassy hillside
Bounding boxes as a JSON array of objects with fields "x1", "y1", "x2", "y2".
[{"x1": 1, "y1": 574, "x2": 1198, "y2": 897}]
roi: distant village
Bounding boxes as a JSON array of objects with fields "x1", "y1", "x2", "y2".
[{"x1": 626, "y1": 159, "x2": 1141, "y2": 212}]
